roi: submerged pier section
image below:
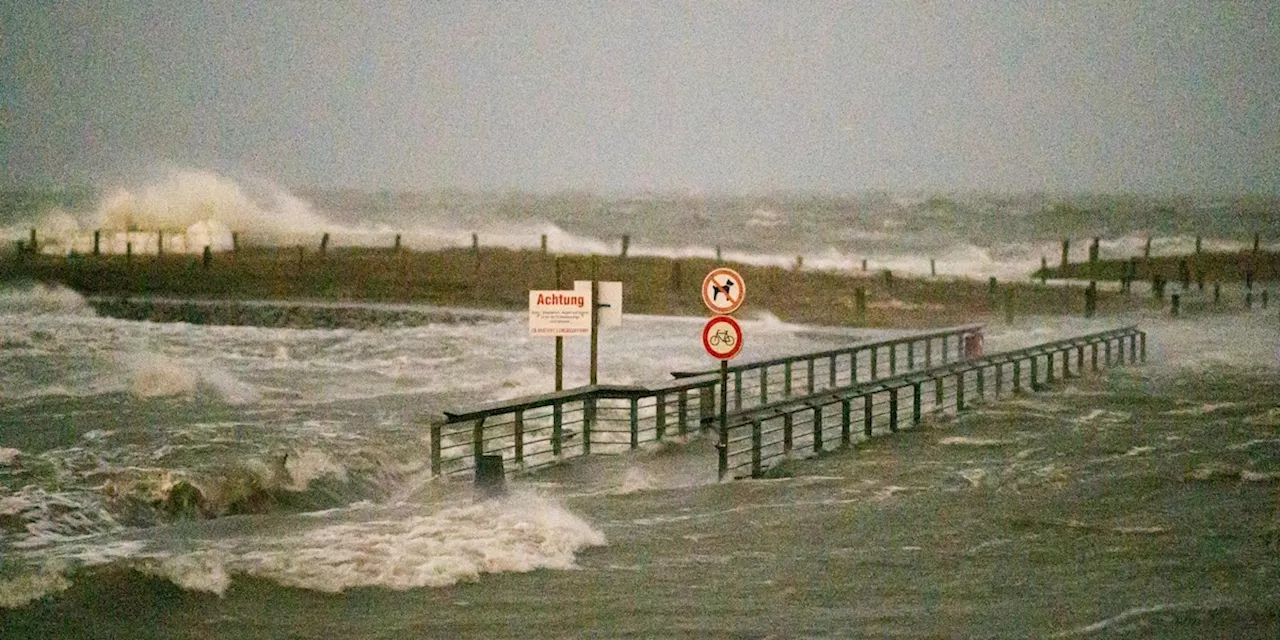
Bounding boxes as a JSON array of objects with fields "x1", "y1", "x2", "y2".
[{"x1": 434, "y1": 324, "x2": 1145, "y2": 483}]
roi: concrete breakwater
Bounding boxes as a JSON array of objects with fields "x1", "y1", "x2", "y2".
[{"x1": 88, "y1": 297, "x2": 504, "y2": 330}]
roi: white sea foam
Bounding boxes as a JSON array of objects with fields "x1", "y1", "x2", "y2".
[
  {"x1": 0, "y1": 283, "x2": 93, "y2": 317},
  {"x1": 226, "y1": 494, "x2": 605, "y2": 594},
  {"x1": 283, "y1": 450, "x2": 348, "y2": 492},
  {"x1": 0, "y1": 563, "x2": 72, "y2": 609},
  {"x1": 938, "y1": 436, "x2": 1013, "y2": 447}
]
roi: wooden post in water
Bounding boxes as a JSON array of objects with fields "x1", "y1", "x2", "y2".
[
  {"x1": 1195, "y1": 236, "x2": 1202, "y2": 255},
  {"x1": 1178, "y1": 259, "x2": 1190, "y2": 290},
  {"x1": 620, "y1": 234, "x2": 630, "y2": 258},
  {"x1": 1040, "y1": 256, "x2": 1048, "y2": 284},
  {"x1": 1089, "y1": 237, "x2": 1099, "y2": 263},
  {"x1": 29, "y1": 229, "x2": 37, "y2": 255},
  {"x1": 1060, "y1": 239, "x2": 1070, "y2": 269},
  {"x1": 1171, "y1": 293, "x2": 1180, "y2": 316},
  {"x1": 861, "y1": 259, "x2": 867, "y2": 272},
  {"x1": 540, "y1": 234, "x2": 547, "y2": 255},
  {"x1": 126, "y1": 242, "x2": 132, "y2": 262},
  {"x1": 1143, "y1": 237, "x2": 1152, "y2": 259},
  {"x1": 1253, "y1": 233, "x2": 1261, "y2": 254},
  {"x1": 1213, "y1": 282, "x2": 1221, "y2": 305},
  {"x1": 320, "y1": 233, "x2": 330, "y2": 256},
  {"x1": 394, "y1": 234, "x2": 401, "y2": 252},
  {"x1": 157, "y1": 230, "x2": 164, "y2": 256},
  {"x1": 795, "y1": 255, "x2": 804, "y2": 271},
  {"x1": 232, "y1": 232, "x2": 239, "y2": 252},
  {"x1": 93, "y1": 230, "x2": 101, "y2": 256},
  {"x1": 1084, "y1": 281, "x2": 1097, "y2": 318},
  {"x1": 202, "y1": 246, "x2": 212, "y2": 270},
  {"x1": 930, "y1": 258, "x2": 936, "y2": 277}
]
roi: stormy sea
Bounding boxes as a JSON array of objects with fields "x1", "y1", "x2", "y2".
[{"x1": 1, "y1": 174, "x2": 1277, "y2": 637}]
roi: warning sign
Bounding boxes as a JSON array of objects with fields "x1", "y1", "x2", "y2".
[
  {"x1": 702, "y1": 268, "x2": 746, "y2": 315},
  {"x1": 702, "y1": 315, "x2": 743, "y2": 360},
  {"x1": 529, "y1": 282, "x2": 592, "y2": 335}
]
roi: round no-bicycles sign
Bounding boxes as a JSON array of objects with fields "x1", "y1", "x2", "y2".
[
  {"x1": 702, "y1": 267, "x2": 745, "y2": 315},
  {"x1": 702, "y1": 315, "x2": 743, "y2": 360}
]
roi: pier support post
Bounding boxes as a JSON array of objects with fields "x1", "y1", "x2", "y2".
[
  {"x1": 1089, "y1": 237, "x2": 1099, "y2": 262},
  {"x1": 320, "y1": 232, "x2": 330, "y2": 256},
  {"x1": 620, "y1": 234, "x2": 630, "y2": 258},
  {"x1": 93, "y1": 230, "x2": 101, "y2": 256},
  {"x1": 1061, "y1": 239, "x2": 1070, "y2": 269},
  {"x1": 1171, "y1": 294, "x2": 1180, "y2": 316}
]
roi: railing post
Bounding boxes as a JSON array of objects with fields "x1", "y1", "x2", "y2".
[
  {"x1": 1030, "y1": 356, "x2": 1039, "y2": 391},
  {"x1": 907, "y1": 341, "x2": 915, "y2": 370},
  {"x1": 783, "y1": 413, "x2": 793, "y2": 455},
  {"x1": 925, "y1": 339, "x2": 933, "y2": 367},
  {"x1": 850, "y1": 351, "x2": 858, "y2": 384},
  {"x1": 629, "y1": 398, "x2": 639, "y2": 449},
  {"x1": 977, "y1": 366, "x2": 985, "y2": 400},
  {"x1": 1092, "y1": 342, "x2": 1099, "y2": 371},
  {"x1": 1129, "y1": 334, "x2": 1137, "y2": 364},
  {"x1": 870, "y1": 347, "x2": 878, "y2": 380},
  {"x1": 1046, "y1": 352, "x2": 1056, "y2": 385},
  {"x1": 863, "y1": 394, "x2": 873, "y2": 438},
  {"x1": 784, "y1": 362, "x2": 793, "y2": 397},
  {"x1": 912, "y1": 383, "x2": 922, "y2": 424},
  {"x1": 751, "y1": 419, "x2": 763, "y2": 478},
  {"x1": 1077, "y1": 346, "x2": 1085, "y2": 374},
  {"x1": 514, "y1": 410, "x2": 525, "y2": 466},
  {"x1": 996, "y1": 363, "x2": 1004, "y2": 396},
  {"x1": 678, "y1": 389, "x2": 689, "y2": 435},
  {"x1": 655, "y1": 393, "x2": 667, "y2": 440},
  {"x1": 807, "y1": 359, "x2": 815, "y2": 395},
  {"x1": 760, "y1": 367, "x2": 769, "y2": 404},
  {"x1": 889, "y1": 344, "x2": 897, "y2": 375},
  {"x1": 1013, "y1": 360, "x2": 1022, "y2": 393},
  {"x1": 942, "y1": 336, "x2": 950, "y2": 364},
  {"x1": 889, "y1": 389, "x2": 899, "y2": 432},
  {"x1": 841, "y1": 398, "x2": 852, "y2": 445},
  {"x1": 956, "y1": 373, "x2": 966, "y2": 411},
  {"x1": 935, "y1": 376, "x2": 944, "y2": 406},
  {"x1": 1140, "y1": 332, "x2": 1146, "y2": 363},
  {"x1": 583, "y1": 398, "x2": 595, "y2": 455},
  {"x1": 472, "y1": 417, "x2": 486, "y2": 466},
  {"x1": 552, "y1": 402, "x2": 563, "y2": 458},
  {"x1": 813, "y1": 405, "x2": 824, "y2": 452},
  {"x1": 829, "y1": 355, "x2": 837, "y2": 388},
  {"x1": 1105, "y1": 339, "x2": 1112, "y2": 367},
  {"x1": 734, "y1": 370, "x2": 743, "y2": 411},
  {"x1": 431, "y1": 422, "x2": 442, "y2": 476}
]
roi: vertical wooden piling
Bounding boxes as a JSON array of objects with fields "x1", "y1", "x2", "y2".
[
  {"x1": 1213, "y1": 282, "x2": 1221, "y2": 305},
  {"x1": 1144, "y1": 237, "x2": 1152, "y2": 259},
  {"x1": 540, "y1": 234, "x2": 548, "y2": 255},
  {"x1": 1040, "y1": 256, "x2": 1048, "y2": 284},
  {"x1": 394, "y1": 234, "x2": 401, "y2": 252},
  {"x1": 29, "y1": 229, "x2": 37, "y2": 255},
  {"x1": 1089, "y1": 237, "x2": 1100, "y2": 263},
  {"x1": 202, "y1": 246, "x2": 212, "y2": 270},
  {"x1": 930, "y1": 258, "x2": 936, "y2": 277},
  {"x1": 1170, "y1": 294, "x2": 1180, "y2": 316},
  {"x1": 620, "y1": 234, "x2": 630, "y2": 258},
  {"x1": 232, "y1": 232, "x2": 239, "y2": 252},
  {"x1": 157, "y1": 230, "x2": 164, "y2": 256},
  {"x1": 93, "y1": 230, "x2": 101, "y2": 256},
  {"x1": 861, "y1": 259, "x2": 867, "y2": 272},
  {"x1": 1061, "y1": 239, "x2": 1070, "y2": 269},
  {"x1": 320, "y1": 233, "x2": 330, "y2": 256},
  {"x1": 1195, "y1": 236, "x2": 1202, "y2": 255},
  {"x1": 1084, "y1": 281, "x2": 1097, "y2": 318}
]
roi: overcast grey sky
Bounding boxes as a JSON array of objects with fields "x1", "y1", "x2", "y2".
[{"x1": 3, "y1": 1, "x2": 1277, "y2": 195}]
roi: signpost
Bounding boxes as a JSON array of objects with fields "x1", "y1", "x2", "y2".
[
  {"x1": 529, "y1": 279, "x2": 621, "y2": 390},
  {"x1": 701, "y1": 267, "x2": 746, "y2": 481}
]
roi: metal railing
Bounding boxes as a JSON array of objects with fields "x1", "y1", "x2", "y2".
[
  {"x1": 719, "y1": 325, "x2": 1147, "y2": 480},
  {"x1": 432, "y1": 323, "x2": 986, "y2": 479}
]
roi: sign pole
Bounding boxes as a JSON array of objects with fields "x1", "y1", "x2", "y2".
[
  {"x1": 555, "y1": 258, "x2": 564, "y2": 391},
  {"x1": 589, "y1": 279, "x2": 599, "y2": 386},
  {"x1": 718, "y1": 359, "x2": 729, "y2": 480}
]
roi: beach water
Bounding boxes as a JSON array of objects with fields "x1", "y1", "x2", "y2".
[{"x1": 1, "y1": 177, "x2": 1278, "y2": 637}]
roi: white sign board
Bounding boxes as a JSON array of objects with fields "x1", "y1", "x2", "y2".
[
  {"x1": 598, "y1": 281, "x2": 622, "y2": 327},
  {"x1": 529, "y1": 282, "x2": 592, "y2": 335}
]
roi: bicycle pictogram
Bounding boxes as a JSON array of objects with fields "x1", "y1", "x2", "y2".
[{"x1": 708, "y1": 329, "x2": 735, "y2": 347}]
